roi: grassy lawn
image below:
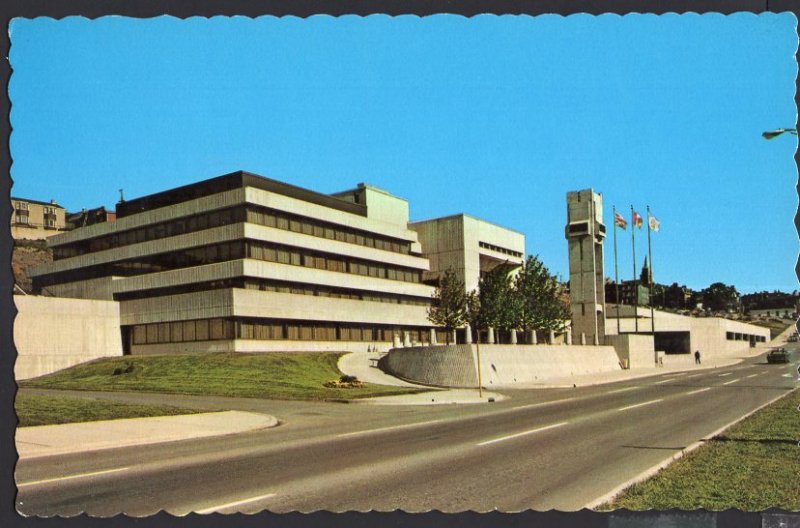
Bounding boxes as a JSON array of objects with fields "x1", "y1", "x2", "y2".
[
  {"x1": 598, "y1": 388, "x2": 800, "y2": 511},
  {"x1": 16, "y1": 393, "x2": 202, "y2": 427},
  {"x1": 748, "y1": 318, "x2": 794, "y2": 340},
  {"x1": 19, "y1": 352, "x2": 427, "y2": 401}
]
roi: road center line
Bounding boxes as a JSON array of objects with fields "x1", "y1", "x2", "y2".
[
  {"x1": 617, "y1": 399, "x2": 664, "y2": 411},
  {"x1": 683, "y1": 374, "x2": 702, "y2": 378},
  {"x1": 605, "y1": 387, "x2": 639, "y2": 394},
  {"x1": 511, "y1": 398, "x2": 577, "y2": 410},
  {"x1": 718, "y1": 373, "x2": 733, "y2": 377},
  {"x1": 196, "y1": 493, "x2": 277, "y2": 514},
  {"x1": 722, "y1": 378, "x2": 741, "y2": 385},
  {"x1": 477, "y1": 422, "x2": 569, "y2": 446},
  {"x1": 685, "y1": 387, "x2": 711, "y2": 395},
  {"x1": 335, "y1": 419, "x2": 446, "y2": 438},
  {"x1": 746, "y1": 374, "x2": 759, "y2": 379},
  {"x1": 664, "y1": 372, "x2": 687, "y2": 377},
  {"x1": 654, "y1": 379, "x2": 676, "y2": 384},
  {"x1": 17, "y1": 467, "x2": 130, "y2": 488}
]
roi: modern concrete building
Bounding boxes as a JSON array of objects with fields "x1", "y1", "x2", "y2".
[
  {"x1": 11, "y1": 197, "x2": 67, "y2": 240},
  {"x1": 409, "y1": 214, "x2": 525, "y2": 344},
  {"x1": 565, "y1": 189, "x2": 606, "y2": 345},
  {"x1": 29, "y1": 171, "x2": 525, "y2": 354}
]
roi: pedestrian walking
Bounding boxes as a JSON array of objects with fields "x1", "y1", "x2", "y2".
[{"x1": 694, "y1": 350, "x2": 701, "y2": 364}]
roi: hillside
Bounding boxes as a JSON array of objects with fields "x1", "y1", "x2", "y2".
[{"x1": 12, "y1": 239, "x2": 52, "y2": 293}]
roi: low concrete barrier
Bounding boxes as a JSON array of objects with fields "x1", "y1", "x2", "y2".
[
  {"x1": 14, "y1": 295, "x2": 123, "y2": 380},
  {"x1": 381, "y1": 344, "x2": 623, "y2": 388}
]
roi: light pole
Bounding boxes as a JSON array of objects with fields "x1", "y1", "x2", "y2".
[{"x1": 762, "y1": 128, "x2": 797, "y2": 140}]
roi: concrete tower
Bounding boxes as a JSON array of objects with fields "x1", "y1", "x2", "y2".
[{"x1": 565, "y1": 189, "x2": 606, "y2": 345}]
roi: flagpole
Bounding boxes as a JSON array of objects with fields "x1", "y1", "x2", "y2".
[
  {"x1": 631, "y1": 205, "x2": 639, "y2": 333},
  {"x1": 647, "y1": 206, "x2": 655, "y2": 335},
  {"x1": 613, "y1": 206, "x2": 621, "y2": 335}
]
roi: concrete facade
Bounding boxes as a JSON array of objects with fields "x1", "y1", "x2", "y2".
[
  {"x1": 14, "y1": 296, "x2": 123, "y2": 380},
  {"x1": 565, "y1": 189, "x2": 606, "y2": 346},
  {"x1": 381, "y1": 343, "x2": 623, "y2": 388},
  {"x1": 604, "y1": 305, "x2": 770, "y2": 358},
  {"x1": 409, "y1": 214, "x2": 525, "y2": 293},
  {"x1": 29, "y1": 171, "x2": 523, "y2": 355}
]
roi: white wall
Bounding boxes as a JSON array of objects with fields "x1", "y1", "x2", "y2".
[
  {"x1": 382, "y1": 343, "x2": 622, "y2": 388},
  {"x1": 14, "y1": 296, "x2": 123, "y2": 380}
]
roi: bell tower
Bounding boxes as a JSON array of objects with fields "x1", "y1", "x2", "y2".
[{"x1": 565, "y1": 189, "x2": 606, "y2": 345}]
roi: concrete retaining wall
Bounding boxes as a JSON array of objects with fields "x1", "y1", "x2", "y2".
[
  {"x1": 381, "y1": 345, "x2": 478, "y2": 387},
  {"x1": 381, "y1": 344, "x2": 623, "y2": 388},
  {"x1": 605, "y1": 334, "x2": 656, "y2": 369},
  {"x1": 14, "y1": 295, "x2": 123, "y2": 380},
  {"x1": 131, "y1": 339, "x2": 387, "y2": 355}
]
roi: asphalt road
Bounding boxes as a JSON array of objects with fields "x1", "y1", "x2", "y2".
[{"x1": 15, "y1": 348, "x2": 798, "y2": 515}]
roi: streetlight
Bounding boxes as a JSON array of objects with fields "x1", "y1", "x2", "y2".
[{"x1": 762, "y1": 128, "x2": 797, "y2": 140}]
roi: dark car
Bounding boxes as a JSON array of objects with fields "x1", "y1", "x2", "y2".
[{"x1": 766, "y1": 348, "x2": 791, "y2": 364}]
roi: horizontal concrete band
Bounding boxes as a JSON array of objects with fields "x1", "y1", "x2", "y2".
[{"x1": 119, "y1": 287, "x2": 431, "y2": 326}]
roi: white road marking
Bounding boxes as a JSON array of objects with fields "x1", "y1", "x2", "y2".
[
  {"x1": 17, "y1": 467, "x2": 130, "y2": 488},
  {"x1": 685, "y1": 387, "x2": 711, "y2": 395},
  {"x1": 605, "y1": 387, "x2": 639, "y2": 394},
  {"x1": 683, "y1": 374, "x2": 702, "y2": 379},
  {"x1": 654, "y1": 379, "x2": 676, "y2": 384},
  {"x1": 477, "y1": 422, "x2": 569, "y2": 446},
  {"x1": 722, "y1": 378, "x2": 740, "y2": 385},
  {"x1": 196, "y1": 493, "x2": 277, "y2": 514},
  {"x1": 618, "y1": 399, "x2": 664, "y2": 411},
  {"x1": 335, "y1": 419, "x2": 446, "y2": 438},
  {"x1": 718, "y1": 373, "x2": 733, "y2": 377},
  {"x1": 512, "y1": 398, "x2": 576, "y2": 410},
  {"x1": 664, "y1": 372, "x2": 687, "y2": 377},
  {"x1": 746, "y1": 374, "x2": 759, "y2": 379}
]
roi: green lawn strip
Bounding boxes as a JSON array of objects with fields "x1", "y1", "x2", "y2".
[
  {"x1": 16, "y1": 393, "x2": 202, "y2": 427},
  {"x1": 598, "y1": 388, "x2": 800, "y2": 511},
  {"x1": 19, "y1": 352, "x2": 428, "y2": 401},
  {"x1": 748, "y1": 319, "x2": 793, "y2": 340}
]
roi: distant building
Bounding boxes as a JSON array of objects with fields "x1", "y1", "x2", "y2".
[
  {"x1": 11, "y1": 197, "x2": 67, "y2": 240},
  {"x1": 66, "y1": 206, "x2": 117, "y2": 229}
]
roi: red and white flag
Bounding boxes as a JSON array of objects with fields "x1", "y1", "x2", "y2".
[
  {"x1": 632, "y1": 210, "x2": 643, "y2": 229},
  {"x1": 614, "y1": 211, "x2": 627, "y2": 230}
]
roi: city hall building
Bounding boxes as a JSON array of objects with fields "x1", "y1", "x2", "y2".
[{"x1": 29, "y1": 171, "x2": 525, "y2": 354}]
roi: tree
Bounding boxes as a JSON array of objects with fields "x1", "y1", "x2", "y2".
[
  {"x1": 426, "y1": 267, "x2": 467, "y2": 345},
  {"x1": 476, "y1": 263, "x2": 517, "y2": 343},
  {"x1": 513, "y1": 255, "x2": 571, "y2": 338},
  {"x1": 701, "y1": 282, "x2": 740, "y2": 313}
]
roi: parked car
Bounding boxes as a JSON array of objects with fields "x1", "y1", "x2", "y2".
[
  {"x1": 787, "y1": 333, "x2": 798, "y2": 343},
  {"x1": 767, "y1": 348, "x2": 791, "y2": 364}
]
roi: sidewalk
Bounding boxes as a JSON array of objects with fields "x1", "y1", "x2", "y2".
[{"x1": 16, "y1": 411, "x2": 278, "y2": 460}]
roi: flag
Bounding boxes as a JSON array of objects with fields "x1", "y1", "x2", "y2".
[
  {"x1": 648, "y1": 212, "x2": 660, "y2": 232},
  {"x1": 614, "y1": 211, "x2": 627, "y2": 230},
  {"x1": 632, "y1": 210, "x2": 643, "y2": 229}
]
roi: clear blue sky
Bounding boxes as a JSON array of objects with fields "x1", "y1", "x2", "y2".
[{"x1": 9, "y1": 14, "x2": 798, "y2": 294}]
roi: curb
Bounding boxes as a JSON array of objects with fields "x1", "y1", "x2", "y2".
[
  {"x1": 16, "y1": 411, "x2": 279, "y2": 460},
  {"x1": 584, "y1": 386, "x2": 799, "y2": 510}
]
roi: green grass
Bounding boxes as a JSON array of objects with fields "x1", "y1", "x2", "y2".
[
  {"x1": 15, "y1": 393, "x2": 202, "y2": 427},
  {"x1": 748, "y1": 319, "x2": 794, "y2": 340},
  {"x1": 598, "y1": 389, "x2": 800, "y2": 511},
  {"x1": 19, "y1": 352, "x2": 426, "y2": 401}
]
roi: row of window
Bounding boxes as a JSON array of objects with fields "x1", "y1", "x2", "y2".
[
  {"x1": 725, "y1": 332, "x2": 766, "y2": 342},
  {"x1": 129, "y1": 317, "x2": 448, "y2": 345},
  {"x1": 53, "y1": 203, "x2": 413, "y2": 260},
  {"x1": 242, "y1": 279, "x2": 429, "y2": 306},
  {"x1": 247, "y1": 240, "x2": 422, "y2": 283},
  {"x1": 37, "y1": 237, "x2": 423, "y2": 291},
  {"x1": 478, "y1": 241, "x2": 523, "y2": 258}
]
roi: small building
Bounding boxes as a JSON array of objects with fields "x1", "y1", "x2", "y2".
[
  {"x1": 11, "y1": 197, "x2": 67, "y2": 240},
  {"x1": 66, "y1": 206, "x2": 117, "y2": 229}
]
